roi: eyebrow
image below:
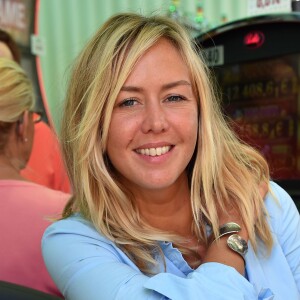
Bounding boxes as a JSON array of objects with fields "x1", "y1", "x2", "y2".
[{"x1": 121, "y1": 80, "x2": 191, "y2": 92}]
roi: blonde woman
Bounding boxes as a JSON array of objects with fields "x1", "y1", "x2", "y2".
[
  {"x1": 0, "y1": 58, "x2": 69, "y2": 297},
  {"x1": 42, "y1": 13, "x2": 300, "y2": 299}
]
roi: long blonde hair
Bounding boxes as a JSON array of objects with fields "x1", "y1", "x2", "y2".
[
  {"x1": 0, "y1": 58, "x2": 35, "y2": 151},
  {"x1": 61, "y1": 12, "x2": 272, "y2": 274}
]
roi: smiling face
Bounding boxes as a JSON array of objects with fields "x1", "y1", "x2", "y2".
[{"x1": 106, "y1": 38, "x2": 198, "y2": 196}]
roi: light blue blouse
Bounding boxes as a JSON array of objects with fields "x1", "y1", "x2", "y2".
[{"x1": 42, "y1": 182, "x2": 300, "y2": 299}]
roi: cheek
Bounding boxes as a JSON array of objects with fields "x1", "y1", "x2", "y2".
[
  {"x1": 106, "y1": 115, "x2": 137, "y2": 153},
  {"x1": 106, "y1": 128, "x2": 122, "y2": 159},
  {"x1": 181, "y1": 109, "x2": 199, "y2": 140}
]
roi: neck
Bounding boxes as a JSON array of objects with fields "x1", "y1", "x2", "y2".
[
  {"x1": 0, "y1": 154, "x2": 24, "y2": 180},
  {"x1": 133, "y1": 175, "x2": 194, "y2": 237}
]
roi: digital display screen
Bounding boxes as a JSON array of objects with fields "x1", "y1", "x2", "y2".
[{"x1": 214, "y1": 53, "x2": 300, "y2": 180}]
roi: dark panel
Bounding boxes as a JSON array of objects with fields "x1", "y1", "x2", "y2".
[{"x1": 195, "y1": 13, "x2": 300, "y2": 206}]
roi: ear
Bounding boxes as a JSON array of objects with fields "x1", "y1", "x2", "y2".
[{"x1": 17, "y1": 111, "x2": 30, "y2": 143}]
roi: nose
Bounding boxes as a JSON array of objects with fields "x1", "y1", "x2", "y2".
[{"x1": 141, "y1": 102, "x2": 169, "y2": 134}]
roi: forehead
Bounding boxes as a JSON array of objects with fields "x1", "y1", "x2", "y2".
[
  {"x1": 123, "y1": 38, "x2": 190, "y2": 86},
  {"x1": 0, "y1": 42, "x2": 13, "y2": 60}
]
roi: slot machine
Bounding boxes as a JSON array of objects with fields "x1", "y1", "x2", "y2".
[{"x1": 195, "y1": 13, "x2": 300, "y2": 210}]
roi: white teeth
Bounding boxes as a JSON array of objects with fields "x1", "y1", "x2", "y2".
[
  {"x1": 136, "y1": 146, "x2": 171, "y2": 157},
  {"x1": 150, "y1": 148, "x2": 156, "y2": 156}
]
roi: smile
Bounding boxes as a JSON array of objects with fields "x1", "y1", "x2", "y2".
[{"x1": 135, "y1": 146, "x2": 172, "y2": 157}]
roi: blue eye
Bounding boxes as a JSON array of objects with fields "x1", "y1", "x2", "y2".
[
  {"x1": 167, "y1": 95, "x2": 186, "y2": 102},
  {"x1": 119, "y1": 98, "x2": 137, "y2": 107}
]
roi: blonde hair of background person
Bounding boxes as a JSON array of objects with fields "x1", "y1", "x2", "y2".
[
  {"x1": 0, "y1": 58, "x2": 34, "y2": 120},
  {"x1": 0, "y1": 57, "x2": 34, "y2": 170},
  {"x1": 61, "y1": 12, "x2": 271, "y2": 272}
]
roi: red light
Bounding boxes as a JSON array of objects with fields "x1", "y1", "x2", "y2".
[{"x1": 244, "y1": 31, "x2": 265, "y2": 48}]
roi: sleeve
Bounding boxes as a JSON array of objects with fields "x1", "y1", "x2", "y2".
[
  {"x1": 269, "y1": 182, "x2": 300, "y2": 290},
  {"x1": 42, "y1": 220, "x2": 263, "y2": 300}
]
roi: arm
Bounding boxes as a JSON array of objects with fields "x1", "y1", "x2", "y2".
[
  {"x1": 268, "y1": 182, "x2": 300, "y2": 290},
  {"x1": 202, "y1": 181, "x2": 269, "y2": 275},
  {"x1": 42, "y1": 218, "x2": 260, "y2": 300}
]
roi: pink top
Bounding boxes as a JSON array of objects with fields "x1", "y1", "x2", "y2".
[{"x1": 0, "y1": 180, "x2": 70, "y2": 296}]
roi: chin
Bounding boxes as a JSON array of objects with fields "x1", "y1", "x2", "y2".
[{"x1": 138, "y1": 178, "x2": 179, "y2": 191}]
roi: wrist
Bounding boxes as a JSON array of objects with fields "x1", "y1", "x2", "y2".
[
  {"x1": 204, "y1": 233, "x2": 247, "y2": 275},
  {"x1": 212, "y1": 222, "x2": 241, "y2": 243},
  {"x1": 210, "y1": 222, "x2": 248, "y2": 265}
]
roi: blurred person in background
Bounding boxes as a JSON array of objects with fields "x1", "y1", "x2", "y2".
[
  {"x1": 0, "y1": 57, "x2": 69, "y2": 297},
  {"x1": 0, "y1": 29, "x2": 71, "y2": 193}
]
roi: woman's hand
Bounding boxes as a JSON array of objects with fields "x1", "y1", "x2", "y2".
[
  {"x1": 259, "y1": 181, "x2": 269, "y2": 199},
  {"x1": 217, "y1": 181, "x2": 269, "y2": 237},
  {"x1": 202, "y1": 181, "x2": 269, "y2": 275}
]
